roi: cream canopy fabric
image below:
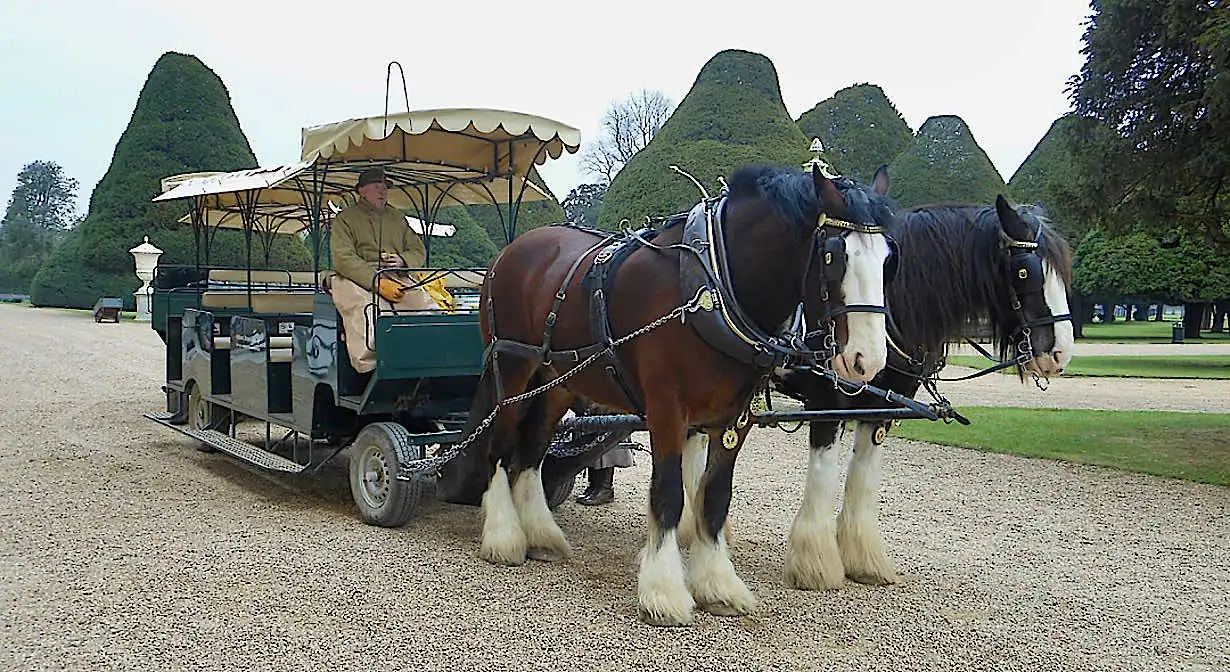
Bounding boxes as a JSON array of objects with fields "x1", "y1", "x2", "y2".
[
  {"x1": 298, "y1": 108, "x2": 581, "y2": 208},
  {"x1": 154, "y1": 108, "x2": 580, "y2": 239},
  {"x1": 155, "y1": 165, "x2": 455, "y2": 237},
  {"x1": 154, "y1": 162, "x2": 322, "y2": 234}
]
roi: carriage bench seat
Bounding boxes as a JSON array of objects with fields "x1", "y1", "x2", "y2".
[
  {"x1": 201, "y1": 291, "x2": 315, "y2": 314},
  {"x1": 207, "y1": 269, "x2": 322, "y2": 286}
]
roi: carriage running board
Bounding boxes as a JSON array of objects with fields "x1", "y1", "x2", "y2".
[{"x1": 143, "y1": 412, "x2": 309, "y2": 474}]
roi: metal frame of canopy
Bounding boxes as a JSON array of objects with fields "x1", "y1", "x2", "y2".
[
  {"x1": 154, "y1": 60, "x2": 580, "y2": 280},
  {"x1": 295, "y1": 64, "x2": 580, "y2": 268}
]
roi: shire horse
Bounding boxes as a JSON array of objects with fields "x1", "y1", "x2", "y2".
[
  {"x1": 437, "y1": 164, "x2": 897, "y2": 626},
  {"x1": 761, "y1": 194, "x2": 1075, "y2": 589}
]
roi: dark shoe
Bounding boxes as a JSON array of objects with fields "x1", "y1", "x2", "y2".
[
  {"x1": 576, "y1": 467, "x2": 615, "y2": 506},
  {"x1": 577, "y1": 487, "x2": 613, "y2": 506}
]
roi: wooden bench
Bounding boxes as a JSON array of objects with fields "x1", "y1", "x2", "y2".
[{"x1": 93, "y1": 297, "x2": 123, "y2": 323}]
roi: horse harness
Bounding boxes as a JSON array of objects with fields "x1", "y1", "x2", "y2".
[{"x1": 487, "y1": 194, "x2": 894, "y2": 418}]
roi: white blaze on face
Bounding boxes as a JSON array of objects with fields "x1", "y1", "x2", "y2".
[
  {"x1": 1041, "y1": 259, "x2": 1075, "y2": 373},
  {"x1": 830, "y1": 232, "x2": 890, "y2": 382}
]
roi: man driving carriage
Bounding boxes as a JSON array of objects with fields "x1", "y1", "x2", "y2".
[{"x1": 328, "y1": 167, "x2": 441, "y2": 373}]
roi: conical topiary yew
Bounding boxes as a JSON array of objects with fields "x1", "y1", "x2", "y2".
[
  {"x1": 887, "y1": 115, "x2": 1006, "y2": 208},
  {"x1": 29, "y1": 51, "x2": 309, "y2": 308},
  {"x1": 598, "y1": 49, "x2": 812, "y2": 229},
  {"x1": 795, "y1": 83, "x2": 913, "y2": 185}
]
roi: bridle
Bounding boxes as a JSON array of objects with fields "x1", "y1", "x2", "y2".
[
  {"x1": 1002, "y1": 228, "x2": 1072, "y2": 387},
  {"x1": 792, "y1": 212, "x2": 898, "y2": 358},
  {"x1": 886, "y1": 225, "x2": 1071, "y2": 392}
]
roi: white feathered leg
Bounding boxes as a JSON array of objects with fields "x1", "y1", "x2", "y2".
[
  {"x1": 479, "y1": 462, "x2": 527, "y2": 565},
  {"x1": 784, "y1": 443, "x2": 845, "y2": 589},
  {"x1": 511, "y1": 467, "x2": 571, "y2": 562},
  {"x1": 638, "y1": 520, "x2": 695, "y2": 626},
  {"x1": 688, "y1": 527, "x2": 758, "y2": 616},
  {"x1": 677, "y1": 433, "x2": 708, "y2": 549},
  {"x1": 837, "y1": 422, "x2": 899, "y2": 584}
]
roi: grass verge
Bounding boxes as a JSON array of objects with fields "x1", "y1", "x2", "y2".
[{"x1": 892, "y1": 407, "x2": 1230, "y2": 486}]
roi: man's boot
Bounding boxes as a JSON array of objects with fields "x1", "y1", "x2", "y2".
[{"x1": 576, "y1": 467, "x2": 614, "y2": 506}]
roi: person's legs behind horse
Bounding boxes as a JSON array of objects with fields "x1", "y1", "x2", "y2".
[{"x1": 577, "y1": 445, "x2": 634, "y2": 505}]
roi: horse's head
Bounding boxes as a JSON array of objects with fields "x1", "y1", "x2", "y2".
[
  {"x1": 808, "y1": 165, "x2": 896, "y2": 382},
  {"x1": 992, "y1": 195, "x2": 1074, "y2": 378}
]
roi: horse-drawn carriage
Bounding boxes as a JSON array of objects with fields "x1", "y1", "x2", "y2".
[{"x1": 142, "y1": 75, "x2": 1076, "y2": 626}]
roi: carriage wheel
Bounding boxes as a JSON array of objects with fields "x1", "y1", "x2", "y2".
[
  {"x1": 187, "y1": 383, "x2": 229, "y2": 452},
  {"x1": 348, "y1": 422, "x2": 426, "y2": 528},
  {"x1": 546, "y1": 474, "x2": 577, "y2": 511}
]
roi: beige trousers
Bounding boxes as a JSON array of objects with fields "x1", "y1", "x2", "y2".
[{"x1": 330, "y1": 274, "x2": 437, "y2": 373}]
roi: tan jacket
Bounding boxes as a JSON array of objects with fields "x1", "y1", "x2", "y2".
[{"x1": 329, "y1": 199, "x2": 426, "y2": 290}]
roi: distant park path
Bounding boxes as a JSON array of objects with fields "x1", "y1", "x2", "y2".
[{"x1": 938, "y1": 341, "x2": 1230, "y2": 413}]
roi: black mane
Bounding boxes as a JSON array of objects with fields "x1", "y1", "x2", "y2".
[
  {"x1": 887, "y1": 202, "x2": 1071, "y2": 364},
  {"x1": 726, "y1": 165, "x2": 896, "y2": 237}
]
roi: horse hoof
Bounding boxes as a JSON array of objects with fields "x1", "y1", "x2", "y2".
[
  {"x1": 638, "y1": 608, "x2": 695, "y2": 627},
  {"x1": 847, "y1": 571, "x2": 900, "y2": 586},
  {"x1": 698, "y1": 598, "x2": 756, "y2": 617},
  {"x1": 783, "y1": 566, "x2": 845, "y2": 591},
  {"x1": 478, "y1": 546, "x2": 526, "y2": 567},
  {"x1": 527, "y1": 546, "x2": 564, "y2": 562}
]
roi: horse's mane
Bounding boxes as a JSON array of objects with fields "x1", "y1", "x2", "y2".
[
  {"x1": 726, "y1": 165, "x2": 895, "y2": 238},
  {"x1": 887, "y1": 201, "x2": 1072, "y2": 363}
]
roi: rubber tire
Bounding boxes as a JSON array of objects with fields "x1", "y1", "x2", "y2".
[
  {"x1": 187, "y1": 383, "x2": 229, "y2": 452},
  {"x1": 546, "y1": 474, "x2": 577, "y2": 511},
  {"x1": 348, "y1": 422, "x2": 426, "y2": 528}
]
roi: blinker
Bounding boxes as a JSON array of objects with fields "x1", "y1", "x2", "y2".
[
  {"x1": 822, "y1": 235, "x2": 846, "y2": 282},
  {"x1": 1010, "y1": 251, "x2": 1045, "y2": 294}
]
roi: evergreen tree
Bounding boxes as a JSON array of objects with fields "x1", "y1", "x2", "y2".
[
  {"x1": 0, "y1": 160, "x2": 79, "y2": 293},
  {"x1": 1066, "y1": 0, "x2": 1228, "y2": 247},
  {"x1": 426, "y1": 206, "x2": 499, "y2": 269},
  {"x1": 796, "y1": 83, "x2": 913, "y2": 184},
  {"x1": 562, "y1": 183, "x2": 607, "y2": 226},
  {"x1": 29, "y1": 52, "x2": 309, "y2": 309}
]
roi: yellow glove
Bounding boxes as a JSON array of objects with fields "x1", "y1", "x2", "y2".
[
  {"x1": 377, "y1": 276, "x2": 407, "y2": 303},
  {"x1": 414, "y1": 273, "x2": 457, "y2": 313}
]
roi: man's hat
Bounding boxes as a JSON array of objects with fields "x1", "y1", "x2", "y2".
[{"x1": 356, "y1": 167, "x2": 391, "y2": 188}]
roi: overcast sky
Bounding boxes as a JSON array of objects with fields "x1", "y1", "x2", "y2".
[{"x1": 0, "y1": 0, "x2": 1092, "y2": 219}]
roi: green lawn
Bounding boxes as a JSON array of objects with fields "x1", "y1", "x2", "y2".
[
  {"x1": 946, "y1": 354, "x2": 1230, "y2": 379},
  {"x1": 892, "y1": 407, "x2": 1230, "y2": 486},
  {"x1": 1080, "y1": 320, "x2": 1230, "y2": 343}
]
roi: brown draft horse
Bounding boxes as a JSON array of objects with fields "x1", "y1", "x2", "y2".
[{"x1": 438, "y1": 164, "x2": 896, "y2": 626}]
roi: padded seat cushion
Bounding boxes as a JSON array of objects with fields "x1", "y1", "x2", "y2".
[
  {"x1": 201, "y1": 292, "x2": 315, "y2": 314},
  {"x1": 208, "y1": 269, "x2": 320, "y2": 285}
]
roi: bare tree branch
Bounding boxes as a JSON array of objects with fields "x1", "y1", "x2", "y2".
[{"x1": 580, "y1": 88, "x2": 675, "y2": 185}]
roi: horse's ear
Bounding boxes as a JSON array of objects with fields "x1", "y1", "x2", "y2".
[
  {"x1": 871, "y1": 164, "x2": 890, "y2": 196},
  {"x1": 813, "y1": 165, "x2": 847, "y2": 217},
  {"x1": 995, "y1": 194, "x2": 1031, "y2": 241}
]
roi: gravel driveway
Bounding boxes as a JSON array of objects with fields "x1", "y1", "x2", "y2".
[{"x1": 1, "y1": 304, "x2": 1227, "y2": 671}]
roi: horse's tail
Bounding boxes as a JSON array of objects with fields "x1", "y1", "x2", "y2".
[{"x1": 435, "y1": 363, "x2": 504, "y2": 505}]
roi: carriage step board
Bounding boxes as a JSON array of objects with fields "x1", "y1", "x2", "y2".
[
  {"x1": 145, "y1": 410, "x2": 181, "y2": 422},
  {"x1": 144, "y1": 413, "x2": 308, "y2": 474}
]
